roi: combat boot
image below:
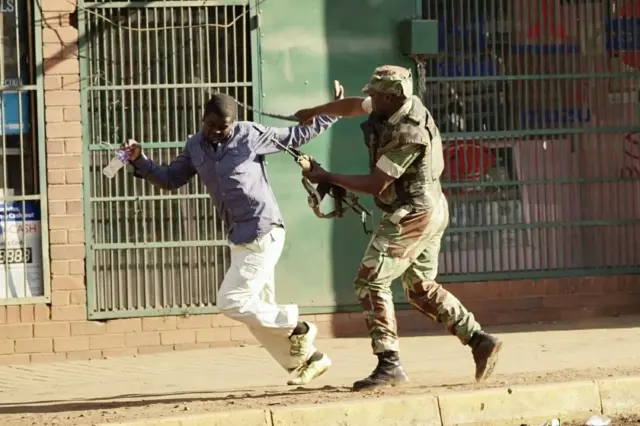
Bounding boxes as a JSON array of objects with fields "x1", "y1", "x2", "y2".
[
  {"x1": 469, "y1": 330, "x2": 502, "y2": 382},
  {"x1": 352, "y1": 351, "x2": 409, "y2": 392}
]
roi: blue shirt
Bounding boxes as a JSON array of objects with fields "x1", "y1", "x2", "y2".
[{"x1": 131, "y1": 115, "x2": 338, "y2": 245}]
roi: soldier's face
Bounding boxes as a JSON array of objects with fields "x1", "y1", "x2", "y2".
[{"x1": 367, "y1": 90, "x2": 396, "y2": 116}]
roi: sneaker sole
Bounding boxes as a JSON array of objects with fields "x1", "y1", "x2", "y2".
[{"x1": 476, "y1": 341, "x2": 502, "y2": 383}]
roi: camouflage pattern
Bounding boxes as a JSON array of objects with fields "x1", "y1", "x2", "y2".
[
  {"x1": 361, "y1": 65, "x2": 414, "y2": 98},
  {"x1": 354, "y1": 69, "x2": 481, "y2": 353},
  {"x1": 360, "y1": 96, "x2": 444, "y2": 215}
]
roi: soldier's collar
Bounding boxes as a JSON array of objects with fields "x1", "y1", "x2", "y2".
[{"x1": 388, "y1": 97, "x2": 413, "y2": 125}]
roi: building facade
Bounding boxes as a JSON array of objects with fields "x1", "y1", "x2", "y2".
[{"x1": 1, "y1": 0, "x2": 640, "y2": 364}]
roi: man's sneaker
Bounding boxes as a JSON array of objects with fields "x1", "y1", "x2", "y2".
[
  {"x1": 289, "y1": 322, "x2": 318, "y2": 364},
  {"x1": 352, "y1": 351, "x2": 409, "y2": 392},
  {"x1": 469, "y1": 330, "x2": 502, "y2": 382},
  {"x1": 287, "y1": 353, "x2": 332, "y2": 385}
]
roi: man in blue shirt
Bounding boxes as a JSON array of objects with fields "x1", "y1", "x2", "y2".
[{"x1": 123, "y1": 88, "x2": 341, "y2": 385}]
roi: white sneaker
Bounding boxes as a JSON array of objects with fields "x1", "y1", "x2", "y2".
[
  {"x1": 289, "y1": 322, "x2": 318, "y2": 363},
  {"x1": 287, "y1": 353, "x2": 332, "y2": 386}
]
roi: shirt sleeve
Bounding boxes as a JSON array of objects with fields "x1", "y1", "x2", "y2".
[
  {"x1": 131, "y1": 144, "x2": 196, "y2": 190},
  {"x1": 375, "y1": 143, "x2": 423, "y2": 179},
  {"x1": 251, "y1": 115, "x2": 339, "y2": 156}
]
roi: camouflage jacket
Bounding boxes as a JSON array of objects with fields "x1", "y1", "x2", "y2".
[{"x1": 360, "y1": 96, "x2": 445, "y2": 215}]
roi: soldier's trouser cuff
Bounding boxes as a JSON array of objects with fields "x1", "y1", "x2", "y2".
[{"x1": 372, "y1": 339, "x2": 400, "y2": 354}]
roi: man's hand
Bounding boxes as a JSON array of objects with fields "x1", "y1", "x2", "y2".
[
  {"x1": 294, "y1": 80, "x2": 345, "y2": 124},
  {"x1": 122, "y1": 139, "x2": 142, "y2": 162},
  {"x1": 302, "y1": 162, "x2": 330, "y2": 184}
]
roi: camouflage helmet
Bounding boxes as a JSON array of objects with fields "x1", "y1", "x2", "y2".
[{"x1": 361, "y1": 65, "x2": 413, "y2": 98}]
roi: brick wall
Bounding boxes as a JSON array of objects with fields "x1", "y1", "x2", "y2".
[{"x1": 0, "y1": 0, "x2": 638, "y2": 366}]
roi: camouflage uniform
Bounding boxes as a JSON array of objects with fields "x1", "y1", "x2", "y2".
[{"x1": 354, "y1": 66, "x2": 482, "y2": 356}]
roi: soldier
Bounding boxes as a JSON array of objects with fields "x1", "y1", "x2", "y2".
[{"x1": 294, "y1": 66, "x2": 503, "y2": 391}]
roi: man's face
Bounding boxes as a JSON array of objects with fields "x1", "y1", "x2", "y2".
[{"x1": 202, "y1": 112, "x2": 235, "y2": 143}]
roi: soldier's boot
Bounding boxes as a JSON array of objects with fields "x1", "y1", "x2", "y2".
[
  {"x1": 352, "y1": 351, "x2": 409, "y2": 392},
  {"x1": 469, "y1": 330, "x2": 503, "y2": 383}
]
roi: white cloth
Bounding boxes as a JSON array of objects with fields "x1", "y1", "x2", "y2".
[{"x1": 218, "y1": 226, "x2": 301, "y2": 371}]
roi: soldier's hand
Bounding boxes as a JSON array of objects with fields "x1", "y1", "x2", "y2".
[
  {"x1": 302, "y1": 162, "x2": 329, "y2": 184},
  {"x1": 333, "y1": 80, "x2": 344, "y2": 101},
  {"x1": 294, "y1": 108, "x2": 317, "y2": 125},
  {"x1": 122, "y1": 139, "x2": 142, "y2": 162}
]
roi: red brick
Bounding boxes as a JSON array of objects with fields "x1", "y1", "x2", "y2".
[
  {"x1": 51, "y1": 275, "x2": 84, "y2": 290},
  {"x1": 66, "y1": 349, "x2": 101, "y2": 361},
  {"x1": 176, "y1": 315, "x2": 212, "y2": 329},
  {"x1": 6, "y1": 306, "x2": 20, "y2": 323},
  {"x1": 125, "y1": 331, "x2": 160, "y2": 347},
  {"x1": 68, "y1": 230, "x2": 84, "y2": 243},
  {"x1": 15, "y1": 338, "x2": 53, "y2": 354},
  {"x1": 43, "y1": 44, "x2": 63, "y2": 59},
  {"x1": 70, "y1": 290, "x2": 86, "y2": 305},
  {"x1": 34, "y1": 322, "x2": 70, "y2": 338},
  {"x1": 41, "y1": 11, "x2": 64, "y2": 26},
  {"x1": 50, "y1": 260, "x2": 70, "y2": 275},
  {"x1": 50, "y1": 216, "x2": 83, "y2": 231},
  {"x1": 47, "y1": 155, "x2": 82, "y2": 170},
  {"x1": 46, "y1": 107, "x2": 64, "y2": 122},
  {"x1": 106, "y1": 318, "x2": 141, "y2": 334},
  {"x1": 46, "y1": 122, "x2": 82, "y2": 138},
  {"x1": 69, "y1": 260, "x2": 85, "y2": 275},
  {"x1": 41, "y1": 2, "x2": 75, "y2": 16},
  {"x1": 34, "y1": 305, "x2": 51, "y2": 322},
  {"x1": 64, "y1": 139, "x2": 82, "y2": 154},
  {"x1": 66, "y1": 201, "x2": 83, "y2": 215},
  {"x1": 0, "y1": 340, "x2": 14, "y2": 355},
  {"x1": 64, "y1": 107, "x2": 82, "y2": 122},
  {"x1": 66, "y1": 170, "x2": 83, "y2": 185},
  {"x1": 50, "y1": 245, "x2": 84, "y2": 261},
  {"x1": 44, "y1": 91, "x2": 80, "y2": 107},
  {"x1": 196, "y1": 328, "x2": 230, "y2": 343},
  {"x1": 89, "y1": 334, "x2": 125, "y2": 350},
  {"x1": 20, "y1": 306, "x2": 34, "y2": 323},
  {"x1": 48, "y1": 201, "x2": 66, "y2": 216},
  {"x1": 0, "y1": 354, "x2": 30, "y2": 365},
  {"x1": 0, "y1": 324, "x2": 32, "y2": 339},
  {"x1": 51, "y1": 290, "x2": 70, "y2": 305},
  {"x1": 54, "y1": 336, "x2": 89, "y2": 352},
  {"x1": 71, "y1": 321, "x2": 105, "y2": 335},
  {"x1": 142, "y1": 317, "x2": 177, "y2": 331},
  {"x1": 51, "y1": 305, "x2": 86, "y2": 321},
  {"x1": 48, "y1": 185, "x2": 82, "y2": 201},
  {"x1": 49, "y1": 230, "x2": 67, "y2": 245},
  {"x1": 31, "y1": 353, "x2": 67, "y2": 363},
  {"x1": 47, "y1": 139, "x2": 65, "y2": 154},
  {"x1": 160, "y1": 330, "x2": 195, "y2": 345},
  {"x1": 62, "y1": 75, "x2": 81, "y2": 90},
  {"x1": 44, "y1": 76, "x2": 62, "y2": 90},
  {"x1": 44, "y1": 58, "x2": 79, "y2": 75},
  {"x1": 47, "y1": 170, "x2": 66, "y2": 185}
]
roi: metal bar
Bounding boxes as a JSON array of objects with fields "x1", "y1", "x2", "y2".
[
  {"x1": 83, "y1": 1, "x2": 249, "y2": 9},
  {"x1": 87, "y1": 82, "x2": 252, "y2": 90}
]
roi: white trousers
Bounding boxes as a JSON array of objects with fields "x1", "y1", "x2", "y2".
[{"x1": 218, "y1": 226, "x2": 301, "y2": 371}]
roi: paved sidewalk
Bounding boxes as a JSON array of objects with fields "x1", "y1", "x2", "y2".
[{"x1": 1, "y1": 315, "x2": 639, "y2": 425}]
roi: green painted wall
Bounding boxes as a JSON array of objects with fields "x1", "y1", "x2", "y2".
[{"x1": 257, "y1": 0, "x2": 418, "y2": 312}]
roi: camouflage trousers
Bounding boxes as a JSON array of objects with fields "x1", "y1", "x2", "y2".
[{"x1": 353, "y1": 194, "x2": 481, "y2": 354}]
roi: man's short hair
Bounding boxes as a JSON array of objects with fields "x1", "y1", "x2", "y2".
[{"x1": 204, "y1": 93, "x2": 238, "y2": 120}]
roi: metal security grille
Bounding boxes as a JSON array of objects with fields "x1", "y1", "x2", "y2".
[
  {"x1": 0, "y1": 0, "x2": 49, "y2": 305},
  {"x1": 418, "y1": 0, "x2": 640, "y2": 281},
  {"x1": 79, "y1": 0, "x2": 255, "y2": 319}
]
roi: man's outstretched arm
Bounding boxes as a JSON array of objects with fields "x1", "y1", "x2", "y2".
[
  {"x1": 251, "y1": 115, "x2": 339, "y2": 156},
  {"x1": 295, "y1": 96, "x2": 373, "y2": 124}
]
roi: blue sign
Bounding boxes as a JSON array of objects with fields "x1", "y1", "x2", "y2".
[
  {"x1": 0, "y1": 201, "x2": 42, "y2": 223},
  {"x1": 521, "y1": 108, "x2": 591, "y2": 128},
  {"x1": 0, "y1": 92, "x2": 30, "y2": 136},
  {"x1": 605, "y1": 18, "x2": 640, "y2": 51}
]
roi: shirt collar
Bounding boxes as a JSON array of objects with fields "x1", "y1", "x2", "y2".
[{"x1": 387, "y1": 97, "x2": 413, "y2": 125}]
